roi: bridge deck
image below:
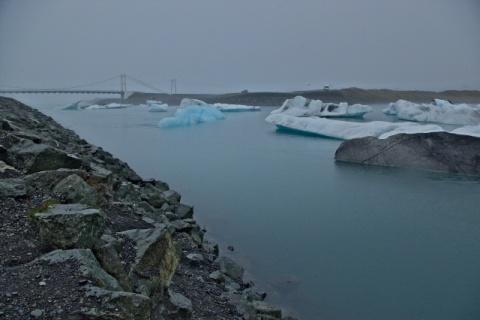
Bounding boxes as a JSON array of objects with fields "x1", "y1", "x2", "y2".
[{"x1": 0, "y1": 89, "x2": 122, "y2": 94}]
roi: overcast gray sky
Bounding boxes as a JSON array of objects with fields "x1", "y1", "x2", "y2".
[{"x1": 1, "y1": 0, "x2": 479, "y2": 94}]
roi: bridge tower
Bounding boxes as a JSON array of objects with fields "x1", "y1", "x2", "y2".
[
  {"x1": 120, "y1": 74, "x2": 127, "y2": 99},
  {"x1": 170, "y1": 79, "x2": 177, "y2": 94}
]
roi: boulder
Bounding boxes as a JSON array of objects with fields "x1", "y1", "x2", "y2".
[
  {"x1": 93, "y1": 235, "x2": 132, "y2": 291},
  {"x1": 10, "y1": 139, "x2": 83, "y2": 173},
  {"x1": 252, "y1": 301, "x2": 282, "y2": 319},
  {"x1": 0, "y1": 178, "x2": 26, "y2": 197},
  {"x1": 53, "y1": 174, "x2": 98, "y2": 207},
  {"x1": 159, "y1": 290, "x2": 193, "y2": 319},
  {"x1": 34, "y1": 204, "x2": 105, "y2": 249},
  {"x1": 117, "y1": 228, "x2": 179, "y2": 300},
  {"x1": 82, "y1": 286, "x2": 152, "y2": 320},
  {"x1": 37, "y1": 249, "x2": 122, "y2": 291},
  {"x1": 335, "y1": 132, "x2": 480, "y2": 175},
  {"x1": 173, "y1": 203, "x2": 194, "y2": 220},
  {"x1": 24, "y1": 168, "x2": 88, "y2": 193},
  {"x1": 214, "y1": 256, "x2": 245, "y2": 280}
]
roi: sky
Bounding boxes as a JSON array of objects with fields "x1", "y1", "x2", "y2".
[{"x1": 0, "y1": 0, "x2": 479, "y2": 95}]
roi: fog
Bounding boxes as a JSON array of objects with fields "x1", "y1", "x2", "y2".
[{"x1": 1, "y1": 0, "x2": 479, "y2": 94}]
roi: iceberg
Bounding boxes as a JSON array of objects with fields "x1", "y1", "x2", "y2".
[
  {"x1": 383, "y1": 99, "x2": 480, "y2": 125},
  {"x1": 213, "y1": 103, "x2": 260, "y2": 112},
  {"x1": 85, "y1": 103, "x2": 131, "y2": 110},
  {"x1": 451, "y1": 125, "x2": 480, "y2": 138},
  {"x1": 265, "y1": 113, "x2": 444, "y2": 140},
  {"x1": 271, "y1": 96, "x2": 372, "y2": 118},
  {"x1": 147, "y1": 100, "x2": 168, "y2": 112},
  {"x1": 158, "y1": 98, "x2": 225, "y2": 128},
  {"x1": 61, "y1": 100, "x2": 91, "y2": 110}
]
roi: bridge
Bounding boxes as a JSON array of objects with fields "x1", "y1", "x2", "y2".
[{"x1": 0, "y1": 74, "x2": 166, "y2": 99}]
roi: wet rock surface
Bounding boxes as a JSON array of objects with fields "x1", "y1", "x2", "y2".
[{"x1": 0, "y1": 96, "x2": 295, "y2": 319}]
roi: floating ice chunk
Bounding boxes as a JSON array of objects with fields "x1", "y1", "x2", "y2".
[
  {"x1": 158, "y1": 98, "x2": 225, "y2": 128},
  {"x1": 265, "y1": 113, "x2": 444, "y2": 140},
  {"x1": 383, "y1": 99, "x2": 480, "y2": 125},
  {"x1": 62, "y1": 100, "x2": 91, "y2": 110},
  {"x1": 213, "y1": 103, "x2": 260, "y2": 112},
  {"x1": 451, "y1": 125, "x2": 480, "y2": 138},
  {"x1": 147, "y1": 100, "x2": 168, "y2": 112},
  {"x1": 85, "y1": 103, "x2": 131, "y2": 110},
  {"x1": 271, "y1": 96, "x2": 372, "y2": 118}
]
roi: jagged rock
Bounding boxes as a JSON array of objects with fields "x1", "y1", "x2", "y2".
[
  {"x1": 1, "y1": 119, "x2": 20, "y2": 131},
  {"x1": 137, "y1": 201, "x2": 155, "y2": 213},
  {"x1": 202, "y1": 240, "x2": 219, "y2": 258},
  {"x1": 89, "y1": 162, "x2": 113, "y2": 184},
  {"x1": 252, "y1": 301, "x2": 282, "y2": 319},
  {"x1": 0, "y1": 178, "x2": 26, "y2": 197},
  {"x1": 139, "y1": 184, "x2": 167, "y2": 208},
  {"x1": 222, "y1": 290, "x2": 257, "y2": 319},
  {"x1": 93, "y1": 235, "x2": 132, "y2": 291},
  {"x1": 186, "y1": 253, "x2": 204, "y2": 264},
  {"x1": 53, "y1": 174, "x2": 98, "y2": 207},
  {"x1": 0, "y1": 160, "x2": 20, "y2": 175},
  {"x1": 209, "y1": 270, "x2": 225, "y2": 283},
  {"x1": 34, "y1": 204, "x2": 105, "y2": 249},
  {"x1": 160, "y1": 290, "x2": 193, "y2": 319},
  {"x1": 335, "y1": 132, "x2": 480, "y2": 175},
  {"x1": 189, "y1": 224, "x2": 204, "y2": 246},
  {"x1": 242, "y1": 288, "x2": 266, "y2": 302},
  {"x1": 214, "y1": 256, "x2": 245, "y2": 280},
  {"x1": 82, "y1": 286, "x2": 152, "y2": 320},
  {"x1": 0, "y1": 145, "x2": 7, "y2": 162},
  {"x1": 161, "y1": 189, "x2": 181, "y2": 203},
  {"x1": 173, "y1": 203, "x2": 194, "y2": 220},
  {"x1": 37, "y1": 249, "x2": 122, "y2": 291},
  {"x1": 116, "y1": 181, "x2": 141, "y2": 203},
  {"x1": 169, "y1": 220, "x2": 192, "y2": 232},
  {"x1": 9, "y1": 139, "x2": 83, "y2": 173},
  {"x1": 24, "y1": 168, "x2": 88, "y2": 192},
  {"x1": 117, "y1": 228, "x2": 179, "y2": 300}
]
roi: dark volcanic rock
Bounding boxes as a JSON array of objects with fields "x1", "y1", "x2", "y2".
[{"x1": 335, "y1": 132, "x2": 480, "y2": 175}]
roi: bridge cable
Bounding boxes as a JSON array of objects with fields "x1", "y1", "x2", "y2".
[
  {"x1": 125, "y1": 74, "x2": 167, "y2": 93},
  {"x1": 0, "y1": 75, "x2": 121, "y2": 91}
]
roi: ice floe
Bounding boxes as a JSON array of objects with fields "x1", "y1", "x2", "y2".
[
  {"x1": 271, "y1": 96, "x2": 372, "y2": 118},
  {"x1": 213, "y1": 103, "x2": 260, "y2": 112},
  {"x1": 147, "y1": 100, "x2": 168, "y2": 112},
  {"x1": 84, "y1": 103, "x2": 131, "y2": 110},
  {"x1": 265, "y1": 113, "x2": 444, "y2": 140},
  {"x1": 158, "y1": 98, "x2": 225, "y2": 128},
  {"x1": 451, "y1": 125, "x2": 480, "y2": 138},
  {"x1": 383, "y1": 99, "x2": 480, "y2": 125}
]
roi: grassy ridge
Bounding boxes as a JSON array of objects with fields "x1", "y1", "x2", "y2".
[{"x1": 104, "y1": 88, "x2": 480, "y2": 107}]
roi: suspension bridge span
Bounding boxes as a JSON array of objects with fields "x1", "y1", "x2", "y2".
[{"x1": 0, "y1": 74, "x2": 166, "y2": 99}]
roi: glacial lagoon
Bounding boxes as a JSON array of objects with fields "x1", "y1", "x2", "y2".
[{"x1": 40, "y1": 103, "x2": 480, "y2": 320}]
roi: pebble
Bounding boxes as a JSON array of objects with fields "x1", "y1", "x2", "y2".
[
  {"x1": 30, "y1": 309, "x2": 43, "y2": 318},
  {"x1": 39, "y1": 281, "x2": 46, "y2": 286}
]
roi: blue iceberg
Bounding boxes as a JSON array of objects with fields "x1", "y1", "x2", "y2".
[{"x1": 158, "y1": 99, "x2": 225, "y2": 128}]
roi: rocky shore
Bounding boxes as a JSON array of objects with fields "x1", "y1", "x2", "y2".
[{"x1": 0, "y1": 96, "x2": 295, "y2": 319}]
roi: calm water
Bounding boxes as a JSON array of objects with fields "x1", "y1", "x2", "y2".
[{"x1": 39, "y1": 103, "x2": 480, "y2": 320}]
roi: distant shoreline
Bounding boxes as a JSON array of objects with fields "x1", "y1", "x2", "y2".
[{"x1": 97, "y1": 88, "x2": 480, "y2": 107}]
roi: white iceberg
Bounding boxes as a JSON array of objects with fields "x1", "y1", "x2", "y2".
[
  {"x1": 85, "y1": 103, "x2": 131, "y2": 110},
  {"x1": 383, "y1": 99, "x2": 480, "y2": 125},
  {"x1": 265, "y1": 113, "x2": 444, "y2": 140},
  {"x1": 271, "y1": 96, "x2": 372, "y2": 118},
  {"x1": 62, "y1": 100, "x2": 91, "y2": 110},
  {"x1": 213, "y1": 103, "x2": 260, "y2": 112},
  {"x1": 147, "y1": 100, "x2": 168, "y2": 112},
  {"x1": 158, "y1": 98, "x2": 225, "y2": 128},
  {"x1": 451, "y1": 125, "x2": 480, "y2": 138}
]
